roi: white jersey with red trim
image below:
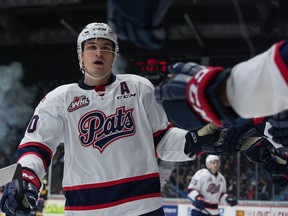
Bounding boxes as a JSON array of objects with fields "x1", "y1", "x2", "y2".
[
  {"x1": 17, "y1": 74, "x2": 193, "y2": 216},
  {"x1": 227, "y1": 40, "x2": 288, "y2": 118},
  {"x1": 187, "y1": 168, "x2": 228, "y2": 215}
]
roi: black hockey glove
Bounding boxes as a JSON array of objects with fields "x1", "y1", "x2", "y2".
[
  {"x1": 243, "y1": 139, "x2": 288, "y2": 187},
  {"x1": 268, "y1": 109, "x2": 288, "y2": 147},
  {"x1": 155, "y1": 62, "x2": 206, "y2": 131},
  {"x1": 193, "y1": 194, "x2": 205, "y2": 210},
  {"x1": 226, "y1": 194, "x2": 238, "y2": 206},
  {"x1": 223, "y1": 117, "x2": 266, "y2": 154},
  {"x1": 0, "y1": 167, "x2": 40, "y2": 216},
  {"x1": 107, "y1": 0, "x2": 173, "y2": 50},
  {"x1": 0, "y1": 181, "x2": 38, "y2": 216},
  {"x1": 185, "y1": 123, "x2": 225, "y2": 157},
  {"x1": 242, "y1": 139, "x2": 273, "y2": 164},
  {"x1": 263, "y1": 157, "x2": 288, "y2": 176},
  {"x1": 155, "y1": 62, "x2": 237, "y2": 128}
]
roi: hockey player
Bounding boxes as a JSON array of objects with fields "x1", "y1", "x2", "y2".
[
  {"x1": 0, "y1": 22, "x2": 224, "y2": 216},
  {"x1": 155, "y1": 40, "x2": 288, "y2": 127},
  {"x1": 187, "y1": 155, "x2": 237, "y2": 216},
  {"x1": 155, "y1": 43, "x2": 288, "y2": 186}
]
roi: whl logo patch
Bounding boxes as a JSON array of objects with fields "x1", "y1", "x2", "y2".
[{"x1": 68, "y1": 95, "x2": 90, "y2": 112}]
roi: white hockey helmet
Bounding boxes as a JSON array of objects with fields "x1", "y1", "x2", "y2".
[
  {"x1": 205, "y1": 155, "x2": 220, "y2": 168},
  {"x1": 77, "y1": 22, "x2": 119, "y2": 54}
]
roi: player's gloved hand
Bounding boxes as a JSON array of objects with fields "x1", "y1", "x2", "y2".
[
  {"x1": 107, "y1": 0, "x2": 173, "y2": 50},
  {"x1": 0, "y1": 180, "x2": 38, "y2": 216},
  {"x1": 268, "y1": 110, "x2": 288, "y2": 147},
  {"x1": 244, "y1": 138, "x2": 288, "y2": 187},
  {"x1": 155, "y1": 62, "x2": 206, "y2": 130},
  {"x1": 262, "y1": 154, "x2": 288, "y2": 176},
  {"x1": 226, "y1": 194, "x2": 238, "y2": 206},
  {"x1": 184, "y1": 123, "x2": 225, "y2": 157},
  {"x1": 194, "y1": 194, "x2": 205, "y2": 210},
  {"x1": 0, "y1": 167, "x2": 41, "y2": 216},
  {"x1": 155, "y1": 62, "x2": 237, "y2": 128},
  {"x1": 223, "y1": 117, "x2": 266, "y2": 154},
  {"x1": 242, "y1": 139, "x2": 273, "y2": 164}
]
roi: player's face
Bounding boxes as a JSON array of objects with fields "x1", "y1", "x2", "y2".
[
  {"x1": 208, "y1": 160, "x2": 219, "y2": 174},
  {"x1": 81, "y1": 38, "x2": 116, "y2": 81}
]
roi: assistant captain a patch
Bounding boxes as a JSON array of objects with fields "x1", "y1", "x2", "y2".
[{"x1": 68, "y1": 95, "x2": 90, "y2": 112}]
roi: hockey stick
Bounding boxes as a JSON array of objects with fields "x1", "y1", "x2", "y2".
[
  {"x1": 0, "y1": 163, "x2": 22, "y2": 187},
  {"x1": 0, "y1": 163, "x2": 30, "y2": 208},
  {"x1": 165, "y1": 180, "x2": 212, "y2": 216}
]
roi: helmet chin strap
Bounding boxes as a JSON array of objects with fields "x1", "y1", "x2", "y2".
[
  {"x1": 79, "y1": 53, "x2": 118, "y2": 81},
  {"x1": 82, "y1": 66, "x2": 112, "y2": 80}
]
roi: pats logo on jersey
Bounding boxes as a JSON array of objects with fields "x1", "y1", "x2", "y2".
[
  {"x1": 68, "y1": 95, "x2": 90, "y2": 112},
  {"x1": 207, "y1": 183, "x2": 220, "y2": 194},
  {"x1": 78, "y1": 106, "x2": 135, "y2": 153}
]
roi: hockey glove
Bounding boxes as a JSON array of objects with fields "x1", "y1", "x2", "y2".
[
  {"x1": 156, "y1": 62, "x2": 238, "y2": 127},
  {"x1": 194, "y1": 194, "x2": 205, "y2": 210},
  {"x1": 155, "y1": 62, "x2": 206, "y2": 130},
  {"x1": 223, "y1": 117, "x2": 266, "y2": 154},
  {"x1": 0, "y1": 167, "x2": 40, "y2": 216},
  {"x1": 268, "y1": 109, "x2": 288, "y2": 147},
  {"x1": 107, "y1": 0, "x2": 173, "y2": 50},
  {"x1": 185, "y1": 123, "x2": 225, "y2": 157},
  {"x1": 263, "y1": 159, "x2": 288, "y2": 176},
  {"x1": 243, "y1": 139, "x2": 288, "y2": 187},
  {"x1": 242, "y1": 139, "x2": 274, "y2": 164},
  {"x1": 226, "y1": 194, "x2": 238, "y2": 206}
]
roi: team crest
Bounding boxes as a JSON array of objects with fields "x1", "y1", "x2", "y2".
[
  {"x1": 78, "y1": 106, "x2": 136, "y2": 153},
  {"x1": 68, "y1": 95, "x2": 90, "y2": 112}
]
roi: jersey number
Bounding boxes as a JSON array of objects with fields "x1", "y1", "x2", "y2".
[{"x1": 27, "y1": 115, "x2": 39, "y2": 133}]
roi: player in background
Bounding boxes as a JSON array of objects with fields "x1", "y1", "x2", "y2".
[
  {"x1": 187, "y1": 155, "x2": 237, "y2": 216},
  {"x1": 0, "y1": 22, "x2": 225, "y2": 216}
]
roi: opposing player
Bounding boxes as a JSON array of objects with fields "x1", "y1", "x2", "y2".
[
  {"x1": 0, "y1": 22, "x2": 225, "y2": 216},
  {"x1": 187, "y1": 155, "x2": 237, "y2": 216}
]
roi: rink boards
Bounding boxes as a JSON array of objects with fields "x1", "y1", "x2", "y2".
[
  {"x1": 163, "y1": 199, "x2": 288, "y2": 216},
  {"x1": 2, "y1": 197, "x2": 285, "y2": 216}
]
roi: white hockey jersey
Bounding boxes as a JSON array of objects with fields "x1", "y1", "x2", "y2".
[
  {"x1": 187, "y1": 168, "x2": 228, "y2": 215},
  {"x1": 227, "y1": 40, "x2": 288, "y2": 118},
  {"x1": 17, "y1": 74, "x2": 194, "y2": 216}
]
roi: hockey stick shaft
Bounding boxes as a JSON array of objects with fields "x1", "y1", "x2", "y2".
[
  {"x1": 0, "y1": 163, "x2": 21, "y2": 187},
  {"x1": 165, "y1": 180, "x2": 212, "y2": 216},
  {"x1": 0, "y1": 163, "x2": 30, "y2": 208}
]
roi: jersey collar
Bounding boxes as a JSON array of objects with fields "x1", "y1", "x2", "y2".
[{"x1": 78, "y1": 74, "x2": 116, "y2": 90}]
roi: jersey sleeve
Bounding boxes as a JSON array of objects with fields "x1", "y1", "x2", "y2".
[
  {"x1": 141, "y1": 81, "x2": 194, "y2": 161},
  {"x1": 187, "y1": 170, "x2": 203, "y2": 200},
  {"x1": 17, "y1": 89, "x2": 65, "y2": 180},
  {"x1": 227, "y1": 40, "x2": 288, "y2": 118}
]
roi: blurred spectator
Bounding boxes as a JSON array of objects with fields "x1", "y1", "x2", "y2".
[
  {"x1": 258, "y1": 178, "x2": 270, "y2": 200},
  {"x1": 245, "y1": 183, "x2": 255, "y2": 200}
]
